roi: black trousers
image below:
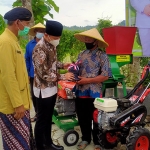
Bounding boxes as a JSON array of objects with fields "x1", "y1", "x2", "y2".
[
  {"x1": 34, "y1": 93, "x2": 57, "y2": 150},
  {"x1": 30, "y1": 77, "x2": 37, "y2": 113},
  {"x1": 75, "y1": 97, "x2": 99, "y2": 145}
]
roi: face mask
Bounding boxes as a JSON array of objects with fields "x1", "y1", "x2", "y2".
[
  {"x1": 85, "y1": 40, "x2": 96, "y2": 50},
  {"x1": 18, "y1": 26, "x2": 30, "y2": 36},
  {"x1": 36, "y1": 32, "x2": 44, "y2": 39},
  {"x1": 18, "y1": 21, "x2": 30, "y2": 36},
  {"x1": 49, "y1": 39, "x2": 60, "y2": 47}
]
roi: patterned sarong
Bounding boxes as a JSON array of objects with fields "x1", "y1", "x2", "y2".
[{"x1": 0, "y1": 110, "x2": 36, "y2": 150}]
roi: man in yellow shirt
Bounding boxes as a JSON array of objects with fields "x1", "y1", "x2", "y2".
[{"x1": 0, "y1": 7, "x2": 33, "y2": 150}]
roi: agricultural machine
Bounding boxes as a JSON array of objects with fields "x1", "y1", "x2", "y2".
[{"x1": 93, "y1": 26, "x2": 150, "y2": 150}]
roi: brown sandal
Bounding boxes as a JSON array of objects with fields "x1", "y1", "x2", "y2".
[{"x1": 77, "y1": 141, "x2": 89, "y2": 150}]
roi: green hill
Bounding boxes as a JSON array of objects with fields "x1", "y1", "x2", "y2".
[{"x1": 63, "y1": 20, "x2": 125, "y2": 31}]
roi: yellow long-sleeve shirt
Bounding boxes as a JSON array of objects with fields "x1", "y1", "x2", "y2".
[{"x1": 0, "y1": 28, "x2": 31, "y2": 114}]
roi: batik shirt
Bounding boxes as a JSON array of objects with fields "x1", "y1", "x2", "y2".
[
  {"x1": 32, "y1": 37, "x2": 64, "y2": 98},
  {"x1": 75, "y1": 48, "x2": 112, "y2": 98}
]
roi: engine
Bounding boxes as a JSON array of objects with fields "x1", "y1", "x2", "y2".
[
  {"x1": 93, "y1": 97, "x2": 145, "y2": 129},
  {"x1": 56, "y1": 80, "x2": 76, "y2": 115},
  {"x1": 55, "y1": 97, "x2": 76, "y2": 116},
  {"x1": 97, "y1": 110, "x2": 116, "y2": 130},
  {"x1": 93, "y1": 97, "x2": 131, "y2": 129}
]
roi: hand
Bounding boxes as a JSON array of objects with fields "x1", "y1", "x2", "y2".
[
  {"x1": 143, "y1": 4, "x2": 150, "y2": 16},
  {"x1": 76, "y1": 76, "x2": 90, "y2": 85},
  {"x1": 65, "y1": 72, "x2": 75, "y2": 81},
  {"x1": 14, "y1": 105, "x2": 25, "y2": 120},
  {"x1": 63, "y1": 63, "x2": 72, "y2": 69}
]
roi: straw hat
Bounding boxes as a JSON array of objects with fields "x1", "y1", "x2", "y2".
[
  {"x1": 74, "y1": 28, "x2": 108, "y2": 48},
  {"x1": 29, "y1": 23, "x2": 45, "y2": 36}
]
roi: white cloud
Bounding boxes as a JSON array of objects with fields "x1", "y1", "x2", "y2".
[
  {"x1": 0, "y1": 0, "x2": 14, "y2": 17},
  {"x1": 0, "y1": 6, "x2": 12, "y2": 17},
  {"x1": 0, "y1": 0, "x2": 14, "y2": 7},
  {"x1": 49, "y1": 0, "x2": 125, "y2": 26},
  {"x1": 0, "y1": 0, "x2": 125, "y2": 27}
]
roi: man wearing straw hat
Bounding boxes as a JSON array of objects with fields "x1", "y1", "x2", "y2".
[
  {"x1": 25, "y1": 22, "x2": 45, "y2": 122},
  {"x1": 74, "y1": 28, "x2": 112, "y2": 150}
]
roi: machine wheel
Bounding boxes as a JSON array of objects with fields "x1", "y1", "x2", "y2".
[
  {"x1": 63, "y1": 130, "x2": 79, "y2": 146},
  {"x1": 98, "y1": 130, "x2": 118, "y2": 149},
  {"x1": 126, "y1": 127, "x2": 150, "y2": 150}
]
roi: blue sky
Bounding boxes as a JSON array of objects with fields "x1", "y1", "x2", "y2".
[{"x1": 0, "y1": 0, "x2": 125, "y2": 27}]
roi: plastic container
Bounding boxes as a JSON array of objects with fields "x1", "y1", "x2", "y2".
[
  {"x1": 94, "y1": 98, "x2": 118, "y2": 112},
  {"x1": 103, "y1": 26, "x2": 137, "y2": 55}
]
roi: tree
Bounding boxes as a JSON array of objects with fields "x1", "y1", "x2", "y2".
[
  {"x1": 57, "y1": 30, "x2": 85, "y2": 62},
  {"x1": 117, "y1": 20, "x2": 125, "y2": 26},
  {"x1": 0, "y1": 15, "x2": 5, "y2": 35},
  {"x1": 96, "y1": 19, "x2": 113, "y2": 37},
  {"x1": 20, "y1": 0, "x2": 34, "y2": 27},
  {"x1": 13, "y1": 0, "x2": 59, "y2": 24}
]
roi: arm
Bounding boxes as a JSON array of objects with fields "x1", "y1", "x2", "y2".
[
  {"x1": 77, "y1": 53, "x2": 111, "y2": 85},
  {"x1": 57, "y1": 61, "x2": 64, "y2": 69},
  {"x1": 59, "y1": 72, "x2": 75, "y2": 81},
  {"x1": 32, "y1": 47, "x2": 57, "y2": 82},
  {"x1": 57, "y1": 61, "x2": 71, "y2": 69},
  {"x1": 57, "y1": 61, "x2": 73, "y2": 80},
  {"x1": 77, "y1": 75, "x2": 108, "y2": 85},
  {"x1": 99, "y1": 53, "x2": 112, "y2": 79}
]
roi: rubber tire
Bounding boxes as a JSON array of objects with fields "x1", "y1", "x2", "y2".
[
  {"x1": 98, "y1": 130, "x2": 118, "y2": 149},
  {"x1": 126, "y1": 127, "x2": 150, "y2": 150},
  {"x1": 63, "y1": 130, "x2": 79, "y2": 146}
]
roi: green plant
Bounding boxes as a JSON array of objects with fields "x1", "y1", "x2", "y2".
[
  {"x1": 140, "y1": 57, "x2": 150, "y2": 87},
  {"x1": 96, "y1": 19, "x2": 113, "y2": 37},
  {"x1": 96, "y1": 19, "x2": 113, "y2": 51},
  {"x1": 0, "y1": 15, "x2": 5, "y2": 35},
  {"x1": 59, "y1": 69, "x2": 68, "y2": 74},
  {"x1": 13, "y1": 0, "x2": 59, "y2": 24},
  {"x1": 136, "y1": 30, "x2": 142, "y2": 46},
  {"x1": 18, "y1": 35, "x2": 29, "y2": 53},
  {"x1": 57, "y1": 30, "x2": 85, "y2": 62}
]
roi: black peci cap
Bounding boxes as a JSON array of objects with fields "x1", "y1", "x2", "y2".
[
  {"x1": 46, "y1": 20, "x2": 63, "y2": 37},
  {"x1": 4, "y1": 7, "x2": 32, "y2": 21}
]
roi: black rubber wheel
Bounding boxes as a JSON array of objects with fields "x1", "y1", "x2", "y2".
[
  {"x1": 63, "y1": 130, "x2": 79, "y2": 146},
  {"x1": 98, "y1": 130, "x2": 118, "y2": 149},
  {"x1": 126, "y1": 127, "x2": 150, "y2": 150}
]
